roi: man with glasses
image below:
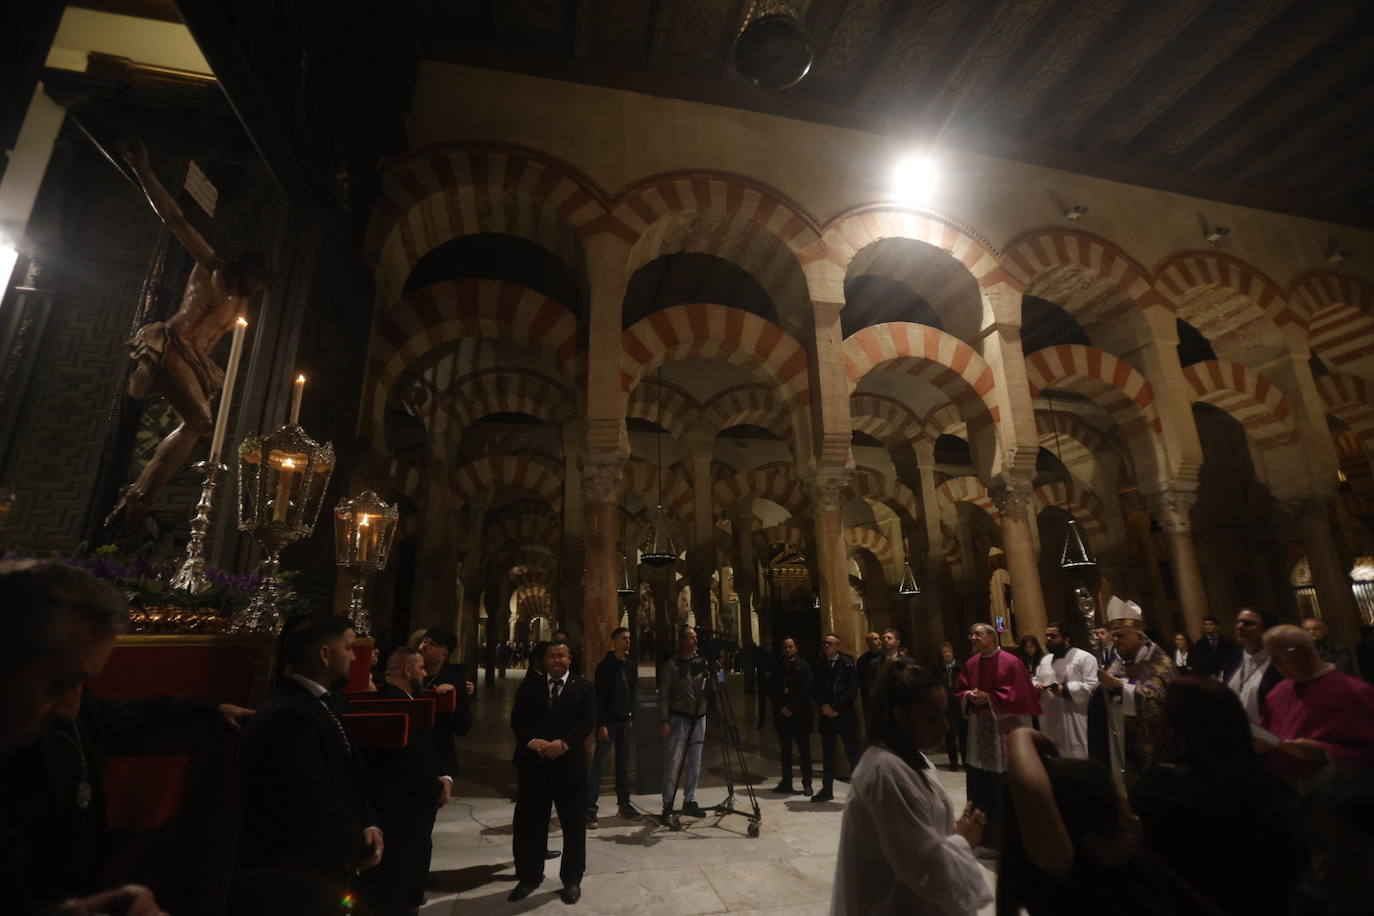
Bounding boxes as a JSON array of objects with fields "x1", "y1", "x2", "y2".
[{"x1": 811, "y1": 632, "x2": 859, "y2": 802}]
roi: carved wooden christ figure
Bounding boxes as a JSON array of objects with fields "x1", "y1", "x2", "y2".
[{"x1": 106, "y1": 139, "x2": 271, "y2": 530}]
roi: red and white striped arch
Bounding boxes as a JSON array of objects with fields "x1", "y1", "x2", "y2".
[
  {"x1": 752, "y1": 524, "x2": 809, "y2": 557},
  {"x1": 366, "y1": 145, "x2": 605, "y2": 304},
  {"x1": 626, "y1": 377, "x2": 701, "y2": 445},
  {"x1": 849, "y1": 393, "x2": 930, "y2": 448},
  {"x1": 939, "y1": 521, "x2": 966, "y2": 581},
  {"x1": 851, "y1": 467, "x2": 921, "y2": 526},
  {"x1": 936, "y1": 476, "x2": 1001, "y2": 522},
  {"x1": 368, "y1": 279, "x2": 583, "y2": 449},
  {"x1": 1154, "y1": 251, "x2": 1289, "y2": 362},
  {"x1": 484, "y1": 505, "x2": 561, "y2": 553},
  {"x1": 1034, "y1": 409, "x2": 1131, "y2": 482},
  {"x1": 703, "y1": 384, "x2": 793, "y2": 442},
  {"x1": 450, "y1": 455, "x2": 564, "y2": 510},
  {"x1": 714, "y1": 466, "x2": 809, "y2": 517},
  {"x1": 1291, "y1": 271, "x2": 1374, "y2": 368},
  {"x1": 801, "y1": 206, "x2": 1007, "y2": 304},
  {"x1": 621, "y1": 304, "x2": 811, "y2": 410},
  {"x1": 1002, "y1": 229, "x2": 1154, "y2": 327},
  {"x1": 622, "y1": 457, "x2": 694, "y2": 520},
  {"x1": 1025, "y1": 345, "x2": 1161, "y2": 439},
  {"x1": 845, "y1": 526, "x2": 896, "y2": 570},
  {"x1": 844, "y1": 323, "x2": 1000, "y2": 431},
  {"x1": 1033, "y1": 481, "x2": 1108, "y2": 549},
  {"x1": 1316, "y1": 373, "x2": 1374, "y2": 445},
  {"x1": 1182, "y1": 360, "x2": 1298, "y2": 449},
  {"x1": 446, "y1": 368, "x2": 576, "y2": 434}
]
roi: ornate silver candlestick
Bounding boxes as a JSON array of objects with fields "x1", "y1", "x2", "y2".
[
  {"x1": 333, "y1": 489, "x2": 399, "y2": 637},
  {"x1": 169, "y1": 460, "x2": 227, "y2": 593}
]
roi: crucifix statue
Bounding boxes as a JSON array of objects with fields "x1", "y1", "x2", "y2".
[{"x1": 105, "y1": 139, "x2": 272, "y2": 530}]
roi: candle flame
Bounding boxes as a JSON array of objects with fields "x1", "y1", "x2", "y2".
[
  {"x1": 359, "y1": 514, "x2": 370, "y2": 526},
  {"x1": 295, "y1": 374, "x2": 306, "y2": 384},
  {"x1": 281, "y1": 457, "x2": 296, "y2": 469},
  {"x1": 236, "y1": 316, "x2": 248, "y2": 327}
]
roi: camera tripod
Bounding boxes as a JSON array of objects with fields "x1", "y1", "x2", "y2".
[{"x1": 663, "y1": 655, "x2": 762, "y2": 837}]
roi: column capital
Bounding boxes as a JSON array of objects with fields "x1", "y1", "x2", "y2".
[
  {"x1": 1278, "y1": 493, "x2": 1332, "y2": 527},
  {"x1": 1147, "y1": 488, "x2": 1197, "y2": 532},
  {"x1": 582, "y1": 453, "x2": 624, "y2": 504},
  {"x1": 991, "y1": 478, "x2": 1035, "y2": 522},
  {"x1": 804, "y1": 469, "x2": 851, "y2": 513}
]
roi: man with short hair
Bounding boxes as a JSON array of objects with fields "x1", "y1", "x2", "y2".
[
  {"x1": 1223, "y1": 608, "x2": 1283, "y2": 723},
  {"x1": 1093, "y1": 625, "x2": 1117, "y2": 670},
  {"x1": 771, "y1": 637, "x2": 814, "y2": 796},
  {"x1": 1090, "y1": 597, "x2": 1176, "y2": 792},
  {"x1": 1302, "y1": 616, "x2": 1355, "y2": 676},
  {"x1": 509, "y1": 640, "x2": 595, "y2": 904},
  {"x1": 554, "y1": 629, "x2": 581, "y2": 676},
  {"x1": 1032, "y1": 623, "x2": 1099, "y2": 759},
  {"x1": 586, "y1": 627, "x2": 635, "y2": 826},
  {"x1": 880, "y1": 627, "x2": 909, "y2": 662},
  {"x1": 1261, "y1": 625, "x2": 1374, "y2": 783},
  {"x1": 937, "y1": 642, "x2": 966, "y2": 770},
  {"x1": 856, "y1": 631, "x2": 884, "y2": 702},
  {"x1": 955, "y1": 622, "x2": 1041, "y2": 844},
  {"x1": 659, "y1": 627, "x2": 709, "y2": 824},
  {"x1": 1191, "y1": 615, "x2": 1237, "y2": 677},
  {"x1": 417, "y1": 627, "x2": 474, "y2": 789},
  {"x1": 357, "y1": 647, "x2": 455, "y2": 915},
  {"x1": 811, "y1": 632, "x2": 859, "y2": 802},
  {"x1": 238, "y1": 614, "x2": 382, "y2": 890}
]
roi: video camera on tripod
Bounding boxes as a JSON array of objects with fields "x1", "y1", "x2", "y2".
[{"x1": 693, "y1": 627, "x2": 740, "y2": 667}]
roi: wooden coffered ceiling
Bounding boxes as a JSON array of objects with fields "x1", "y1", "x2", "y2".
[{"x1": 422, "y1": 0, "x2": 1374, "y2": 228}]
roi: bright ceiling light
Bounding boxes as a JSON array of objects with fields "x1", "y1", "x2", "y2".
[
  {"x1": 891, "y1": 155, "x2": 940, "y2": 203},
  {"x1": 0, "y1": 240, "x2": 18, "y2": 305}
]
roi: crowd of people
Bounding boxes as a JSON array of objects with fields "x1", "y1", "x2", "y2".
[{"x1": 6, "y1": 554, "x2": 1374, "y2": 915}]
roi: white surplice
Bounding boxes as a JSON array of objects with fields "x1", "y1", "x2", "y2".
[
  {"x1": 831, "y1": 746, "x2": 992, "y2": 916},
  {"x1": 1033, "y1": 647, "x2": 1099, "y2": 759}
]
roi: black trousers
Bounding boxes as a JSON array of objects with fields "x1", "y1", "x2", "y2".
[
  {"x1": 355, "y1": 811, "x2": 434, "y2": 915},
  {"x1": 513, "y1": 767, "x2": 585, "y2": 887},
  {"x1": 945, "y1": 705, "x2": 967, "y2": 767},
  {"x1": 775, "y1": 719, "x2": 813, "y2": 786},
  {"x1": 818, "y1": 717, "x2": 860, "y2": 790},
  {"x1": 965, "y1": 766, "x2": 1004, "y2": 847}
]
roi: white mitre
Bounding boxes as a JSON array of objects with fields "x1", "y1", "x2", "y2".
[{"x1": 1105, "y1": 595, "x2": 1145, "y2": 632}]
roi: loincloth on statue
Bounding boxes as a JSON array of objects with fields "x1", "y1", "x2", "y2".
[{"x1": 126, "y1": 322, "x2": 224, "y2": 401}]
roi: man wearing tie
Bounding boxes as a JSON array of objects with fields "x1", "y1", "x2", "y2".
[
  {"x1": 1191, "y1": 616, "x2": 1238, "y2": 678},
  {"x1": 509, "y1": 640, "x2": 595, "y2": 905}
]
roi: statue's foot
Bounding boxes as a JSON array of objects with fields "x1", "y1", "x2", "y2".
[{"x1": 104, "y1": 486, "x2": 153, "y2": 532}]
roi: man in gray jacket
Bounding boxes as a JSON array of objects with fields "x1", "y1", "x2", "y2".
[{"x1": 659, "y1": 627, "x2": 709, "y2": 825}]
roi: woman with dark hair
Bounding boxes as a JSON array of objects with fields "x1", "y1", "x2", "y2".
[
  {"x1": 1171, "y1": 633, "x2": 1193, "y2": 674},
  {"x1": 1018, "y1": 635, "x2": 1045, "y2": 674},
  {"x1": 1130, "y1": 677, "x2": 1303, "y2": 915},
  {"x1": 999, "y1": 727, "x2": 1220, "y2": 916},
  {"x1": 830, "y1": 658, "x2": 992, "y2": 915}
]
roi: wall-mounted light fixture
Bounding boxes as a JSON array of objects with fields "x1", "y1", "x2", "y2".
[
  {"x1": 1205, "y1": 226, "x2": 1230, "y2": 248},
  {"x1": 1065, "y1": 205, "x2": 1089, "y2": 222}
]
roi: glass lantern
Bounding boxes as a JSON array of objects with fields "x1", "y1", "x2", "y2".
[{"x1": 333, "y1": 489, "x2": 399, "y2": 636}]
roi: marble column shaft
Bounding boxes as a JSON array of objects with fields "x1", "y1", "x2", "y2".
[
  {"x1": 1148, "y1": 489, "x2": 1207, "y2": 637},
  {"x1": 807, "y1": 475, "x2": 858, "y2": 654},
  {"x1": 992, "y1": 480, "x2": 1049, "y2": 641},
  {"x1": 582, "y1": 457, "x2": 623, "y2": 679}
]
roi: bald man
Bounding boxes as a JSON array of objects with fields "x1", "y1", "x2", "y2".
[{"x1": 1261, "y1": 625, "x2": 1374, "y2": 783}]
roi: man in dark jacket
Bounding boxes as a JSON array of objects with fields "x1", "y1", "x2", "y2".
[
  {"x1": 357, "y1": 646, "x2": 456, "y2": 915},
  {"x1": 1191, "y1": 616, "x2": 1237, "y2": 677},
  {"x1": 937, "y1": 641, "x2": 966, "y2": 769},
  {"x1": 855, "y1": 631, "x2": 884, "y2": 704},
  {"x1": 586, "y1": 627, "x2": 635, "y2": 826},
  {"x1": 771, "y1": 636, "x2": 814, "y2": 796},
  {"x1": 508, "y1": 640, "x2": 595, "y2": 905},
  {"x1": 811, "y1": 632, "x2": 858, "y2": 802},
  {"x1": 418, "y1": 627, "x2": 474, "y2": 738},
  {"x1": 237, "y1": 614, "x2": 381, "y2": 894}
]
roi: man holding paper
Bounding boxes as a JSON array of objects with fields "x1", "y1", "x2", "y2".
[{"x1": 1032, "y1": 623, "x2": 1098, "y2": 759}]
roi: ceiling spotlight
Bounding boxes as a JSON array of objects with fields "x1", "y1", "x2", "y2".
[
  {"x1": 1205, "y1": 226, "x2": 1230, "y2": 247},
  {"x1": 891, "y1": 155, "x2": 939, "y2": 203},
  {"x1": 1065, "y1": 205, "x2": 1088, "y2": 222}
]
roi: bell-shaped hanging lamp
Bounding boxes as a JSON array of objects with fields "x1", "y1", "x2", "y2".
[
  {"x1": 640, "y1": 506, "x2": 678, "y2": 568},
  {"x1": 897, "y1": 560, "x2": 922, "y2": 596},
  {"x1": 1060, "y1": 518, "x2": 1096, "y2": 569},
  {"x1": 617, "y1": 552, "x2": 637, "y2": 596}
]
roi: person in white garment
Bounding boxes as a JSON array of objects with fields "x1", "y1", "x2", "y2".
[
  {"x1": 831, "y1": 657, "x2": 993, "y2": 916},
  {"x1": 1032, "y1": 623, "x2": 1098, "y2": 759},
  {"x1": 1221, "y1": 607, "x2": 1282, "y2": 723}
]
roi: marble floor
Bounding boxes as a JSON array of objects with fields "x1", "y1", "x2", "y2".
[{"x1": 418, "y1": 667, "x2": 997, "y2": 914}]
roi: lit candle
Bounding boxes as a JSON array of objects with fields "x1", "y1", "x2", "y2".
[
  {"x1": 208, "y1": 317, "x2": 248, "y2": 465},
  {"x1": 273, "y1": 457, "x2": 296, "y2": 522},
  {"x1": 355, "y1": 513, "x2": 371, "y2": 565},
  {"x1": 289, "y1": 374, "x2": 305, "y2": 425}
]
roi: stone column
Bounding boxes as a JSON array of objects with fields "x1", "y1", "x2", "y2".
[
  {"x1": 684, "y1": 429, "x2": 717, "y2": 627},
  {"x1": 1285, "y1": 496, "x2": 1362, "y2": 649},
  {"x1": 991, "y1": 478, "x2": 1049, "y2": 641},
  {"x1": 806, "y1": 472, "x2": 859, "y2": 653},
  {"x1": 1147, "y1": 489, "x2": 1207, "y2": 637},
  {"x1": 582, "y1": 455, "x2": 624, "y2": 680}
]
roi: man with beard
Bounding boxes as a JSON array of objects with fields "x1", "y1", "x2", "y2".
[
  {"x1": 236, "y1": 614, "x2": 381, "y2": 895},
  {"x1": 771, "y1": 636, "x2": 814, "y2": 796},
  {"x1": 1089, "y1": 597, "x2": 1176, "y2": 792},
  {"x1": 955, "y1": 622, "x2": 1041, "y2": 847},
  {"x1": 356, "y1": 647, "x2": 455, "y2": 915},
  {"x1": 1031, "y1": 623, "x2": 1098, "y2": 759},
  {"x1": 855, "y1": 631, "x2": 884, "y2": 703}
]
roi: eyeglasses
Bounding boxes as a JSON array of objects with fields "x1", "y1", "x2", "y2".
[{"x1": 823, "y1": 640, "x2": 840, "y2": 646}]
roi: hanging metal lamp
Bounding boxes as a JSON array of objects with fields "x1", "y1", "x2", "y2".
[
  {"x1": 640, "y1": 368, "x2": 679, "y2": 568},
  {"x1": 617, "y1": 552, "x2": 638, "y2": 595},
  {"x1": 1047, "y1": 392, "x2": 1097, "y2": 570},
  {"x1": 897, "y1": 559, "x2": 922, "y2": 596}
]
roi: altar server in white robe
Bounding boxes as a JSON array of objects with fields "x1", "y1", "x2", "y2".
[{"x1": 1032, "y1": 622, "x2": 1098, "y2": 759}]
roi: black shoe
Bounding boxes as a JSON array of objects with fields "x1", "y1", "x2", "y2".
[
  {"x1": 545, "y1": 849, "x2": 561, "y2": 859},
  {"x1": 681, "y1": 801, "x2": 707, "y2": 818},
  {"x1": 560, "y1": 885, "x2": 582, "y2": 905},
  {"x1": 508, "y1": 882, "x2": 540, "y2": 902},
  {"x1": 771, "y1": 782, "x2": 798, "y2": 794},
  {"x1": 802, "y1": 784, "x2": 814, "y2": 797},
  {"x1": 617, "y1": 804, "x2": 637, "y2": 819},
  {"x1": 586, "y1": 811, "x2": 598, "y2": 829},
  {"x1": 659, "y1": 807, "x2": 674, "y2": 827},
  {"x1": 810, "y1": 790, "x2": 834, "y2": 803}
]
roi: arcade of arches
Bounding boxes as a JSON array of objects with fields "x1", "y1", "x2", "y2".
[{"x1": 364, "y1": 65, "x2": 1374, "y2": 669}]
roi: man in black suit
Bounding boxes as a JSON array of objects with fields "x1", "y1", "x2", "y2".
[
  {"x1": 936, "y1": 641, "x2": 966, "y2": 770},
  {"x1": 236, "y1": 614, "x2": 382, "y2": 896},
  {"x1": 811, "y1": 632, "x2": 858, "y2": 802},
  {"x1": 771, "y1": 636, "x2": 814, "y2": 796},
  {"x1": 417, "y1": 627, "x2": 474, "y2": 745},
  {"x1": 855, "y1": 631, "x2": 884, "y2": 704},
  {"x1": 358, "y1": 647, "x2": 455, "y2": 915},
  {"x1": 1192, "y1": 615, "x2": 1237, "y2": 677},
  {"x1": 509, "y1": 639, "x2": 595, "y2": 905}
]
